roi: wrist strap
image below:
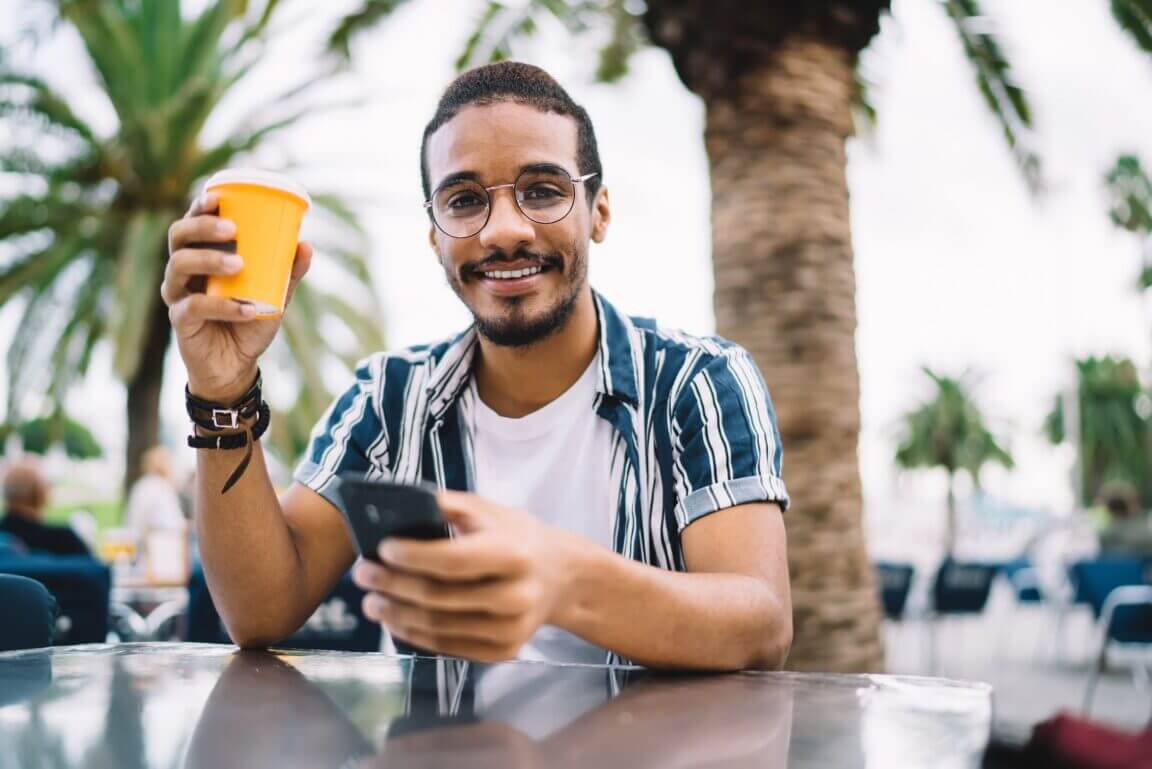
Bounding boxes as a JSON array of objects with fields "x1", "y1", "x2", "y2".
[
  {"x1": 186, "y1": 377, "x2": 270, "y2": 494},
  {"x1": 186, "y1": 371, "x2": 262, "y2": 431}
]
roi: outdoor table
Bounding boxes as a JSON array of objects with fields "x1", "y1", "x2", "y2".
[{"x1": 0, "y1": 643, "x2": 992, "y2": 767}]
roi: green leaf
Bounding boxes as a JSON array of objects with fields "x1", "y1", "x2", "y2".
[
  {"x1": 109, "y1": 211, "x2": 171, "y2": 381},
  {"x1": 942, "y1": 0, "x2": 1044, "y2": 194},
  {"x1": 1112, "y1": 0, "x2": 1152, "y2": 56},
  {"x1": 327, "y1": 0, "x2": 414, "y2": 61}
]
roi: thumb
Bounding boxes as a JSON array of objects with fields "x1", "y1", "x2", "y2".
[{"x1": 436, "y1": 490, "x2": 492, "y2": 534}]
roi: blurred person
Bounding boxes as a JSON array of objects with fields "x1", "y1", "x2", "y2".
[
  {"x1": 1096, "y1": 483, "x2": 1152, "y2": 558},
  {"x1": 162, "y1": 62, "x2": 791, "y2": 669},
  {"x1": 124, "y1": 446, "x2": 190, "y2": 582},
  {"x1": 0, "y1": 458, "x2": 93, "y2": 557},
  {"x1": 124, "y1": 446, "x2": 188, "y2": 541}
]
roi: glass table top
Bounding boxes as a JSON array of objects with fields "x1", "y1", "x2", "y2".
[{"x1": 0, "y1": 643, "x2": 992, "y2": 768}]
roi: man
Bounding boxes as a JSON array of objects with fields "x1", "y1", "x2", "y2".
[
  {"x1": 1097, "y1": 485, "x2": 1152, "y2": 558},
  {"x1": 163, "y1": 62, "x2": 791, "y2": 669},
  {"x1": 0, "y1": 459, "x2": 92, "y2": 557}
]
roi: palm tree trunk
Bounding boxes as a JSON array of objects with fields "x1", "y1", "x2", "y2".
[
  {"x1": 944, "y1": 472, "x2": 957, "y2": 559},
  {"x1": 705, "y1": 37, "x2": 883, "y2": 672},
  {"x1": 123, "y1": 290, "x2": 172, "y2": 504}
]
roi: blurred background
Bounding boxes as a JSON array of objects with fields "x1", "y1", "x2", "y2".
[{"x1": 1, "y1": 0, "x2": 1150, "y2": 746}]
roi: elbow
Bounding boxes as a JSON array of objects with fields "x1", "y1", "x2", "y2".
[
  {"x1": 220, "y1": 614, "x2": 299, "y2": 650},
  {"x1": 746, "y1": 602, "x2": 793, "y2": 671}
]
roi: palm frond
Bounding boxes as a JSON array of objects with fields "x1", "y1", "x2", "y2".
[
  {"x1": 1112, "y1": 0, "x2": 1152, "y2": 56},
  {"x1": 0, "y1": 71, "x2": 101, "y2": 145},
  {"x1": 941, "y1": 0, "x2": 1043, "y2": 194},
  {"x1": 0, "y1": 229, "x2": 83, "y2": 306},
  {"x1": 456, "y1": 2, "x2": 542, "y2": 71},
  {"x1": 1106, "y1": 154, "x2": 1152, "y2": 233},
  {"x1": 327, "y1": 0, "x2": 415, "y2": 61},
  {"x1": 593, "y1": 0, "x2": 646, "y2": 83},
  {"x1": 109, "y1": 211, "x2": 172, "y2": 381},
  {"x1": 894, "y1": 367, "x2": 1013, "y2": 481}
]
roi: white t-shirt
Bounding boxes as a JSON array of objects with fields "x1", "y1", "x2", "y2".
[
  {"x1": 124, "y1": 475, "x2": 186, "y2": 537},
  {"x1": 468, "y1": 354, "x2": 616, "y2": 665}
]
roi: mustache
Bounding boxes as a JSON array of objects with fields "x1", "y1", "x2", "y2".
[{"x1": 459, "y1": 249, "x2": 564, "y2": 281}]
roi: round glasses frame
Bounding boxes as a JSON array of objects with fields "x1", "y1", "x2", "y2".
[{"x1": 424, "y1": 168, "x2": 600, "y2": 239}]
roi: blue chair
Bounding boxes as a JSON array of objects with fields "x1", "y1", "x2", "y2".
[
  {"x1": 1001, "y1": 557, "x2": 1043, "y2": 604},
  {"x1": 0, "y1": 574, "x2": 57, "y2": 651},
  {"x1": 186, "y1": 565, "x2": 382, "y2": 652},
  {"x1": 931, "y1": 560, "x2": 999, "y2": 614},
  {"x1": 925, "y1": 560, "x2": 1000, "y2": 674},
  {"x1": 0, "y1": 555, "x2": 111, "y2": 644},
  {"x1": 1070, "y1": 557, "x2": 1152, "y2": 712},
  {"x1": 874, "y1": 562, "x2": 915, "y2": 620}
]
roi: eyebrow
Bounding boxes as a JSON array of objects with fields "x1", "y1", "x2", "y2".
[{"x1": 433, "y1": 162, "x2": 571, "y2": 191}]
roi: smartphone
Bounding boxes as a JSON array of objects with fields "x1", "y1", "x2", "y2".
[{"x1": 337, "y1": 477, "x2": 449, "y2": 562}]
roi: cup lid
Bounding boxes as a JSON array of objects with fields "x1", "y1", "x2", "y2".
[{"x1": 204, "y1": 168, "x2": 311, "y2": 208}]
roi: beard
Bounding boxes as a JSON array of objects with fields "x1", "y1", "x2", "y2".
[{"x1": 444, "y1": 244, "x2": 587, "y2": 348}]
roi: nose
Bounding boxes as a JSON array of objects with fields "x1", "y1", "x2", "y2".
[{"x1": 478, "y1": 186, "x2": 535, "y2": 252}]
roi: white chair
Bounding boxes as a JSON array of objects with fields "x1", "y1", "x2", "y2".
[{"x1": 1083, "y1": 584, "x2": 1152, "y2": 715}]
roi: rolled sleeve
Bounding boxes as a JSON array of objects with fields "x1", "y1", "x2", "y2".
[
  {"x1": 293, "y1": 361, "x2": 387, "y2": 516},
  {"x1": 670, "y1": 348, "x2": 788, "y2": 530}
]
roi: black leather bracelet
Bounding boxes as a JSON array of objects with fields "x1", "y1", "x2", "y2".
[
  {"x1": 186, "y1": 371, "x2": 262, "y2": 431},
  {"x1": 187, "y1": 402, "x2": 270, "y2": 450},
  {"x1": 187, "y1": 394, "x2": 271, "y2": 495}
]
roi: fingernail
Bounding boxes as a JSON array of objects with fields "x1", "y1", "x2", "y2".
[
  {"x1": 237, "y1": 301, "x2": 256, "y2": 317},
  {"x1": 222, "y1": 255, "x2": 243, "y2": 273},
  {"x1": 216, "y1": 219, "x2": 235, "y2": 236}
]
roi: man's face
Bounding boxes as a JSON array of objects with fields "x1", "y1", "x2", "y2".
[{"x1": 425, "y1": 102, "x2": 608, "y2": 347}]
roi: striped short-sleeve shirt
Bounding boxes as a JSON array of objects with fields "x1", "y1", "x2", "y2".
[{"x1": 295, "y1": 291, "x2": 788, "y2": 574}]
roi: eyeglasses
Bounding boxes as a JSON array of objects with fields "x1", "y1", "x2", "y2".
[{"x1": 424, "y1": 165, "x2": 599, "y2": 239}]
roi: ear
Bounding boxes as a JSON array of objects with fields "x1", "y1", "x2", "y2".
[
  {"x1": 428, "y1": 224, "x2": 438, "y2": 253},
  {"x1": 590, "y1": 186, "x2": 610, "y2": 243}
]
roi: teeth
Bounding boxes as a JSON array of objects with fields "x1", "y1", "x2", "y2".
[{"x1": 486, "y1": 266, "x2": 542, "y2": 280}]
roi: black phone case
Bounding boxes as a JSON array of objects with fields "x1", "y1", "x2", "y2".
[{"x1": 337, "y1": 478, "x2": 449, "y2": 561}]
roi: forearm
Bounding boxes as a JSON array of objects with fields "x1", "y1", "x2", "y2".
[
  {"x1": 195, "y1": 442, "x2": 310, "y2": 645},
  {"x1": 552, "y1": 534, "x2": 792, "y2": 670}
]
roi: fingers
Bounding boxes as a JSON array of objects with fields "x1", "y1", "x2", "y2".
[
  {"x1": 161, "y1": 249, "x2": 245, "y2": 305},
  {"x1": 168, "y1": 293, "x2": 259, "y2": 328},
  {"x1": 168, "y1": 212, "x2": 235, "y2": 255},
  {"x1": 377, "y1": 535, "x2": 531, "y2": 582},
  {"x1": 435, "y1": 490, "x2": 495, "y2": 533},
  {"x1": 362, "y1": 593, "x2": 524, "y2": 661},
  {"x1": 186, "y1": 191, "x2": 219, "y2": 217},
  {"x1": 352, "y1": 559, "x2": 533, "y2": 617}
]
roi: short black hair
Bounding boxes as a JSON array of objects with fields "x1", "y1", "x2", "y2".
[{"x1": 420, "y1": 61, "x2": 602, "y2": 205}]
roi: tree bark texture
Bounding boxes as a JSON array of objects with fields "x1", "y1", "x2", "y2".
[
  {"x1": 123, "y1": 287, "x2": 172, "y2": 503},
  {"x1": 701, "y1": 38, "x2": 884, "y2": 672}
]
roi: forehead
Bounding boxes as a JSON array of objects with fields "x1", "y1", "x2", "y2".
[{"x1": 426, "y1": 101, "x2": 580, "y2": 186}]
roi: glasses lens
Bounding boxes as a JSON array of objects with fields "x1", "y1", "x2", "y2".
[
  {"x1": 515, "y1": 170, "x2": 576, "y2": 224},
  {"x1": 433, "y1": 181, "x2": 489, "y2": 238}
]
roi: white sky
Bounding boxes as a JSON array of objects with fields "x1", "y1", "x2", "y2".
[{"x1": 3, "y1": 0, "x2": 1151, "y2": 546}]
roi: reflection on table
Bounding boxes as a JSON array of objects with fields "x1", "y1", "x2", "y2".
[{"x1": 0, "y1": 643, "x2": 992, "y2": 769}]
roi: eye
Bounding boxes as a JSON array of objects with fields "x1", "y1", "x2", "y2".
[
  {"x1": 444, "y1": 191, "x2": 485, "y2": 212},
  {"x1": 521, "y1": 184, "x2": 565, "y2": 201}
]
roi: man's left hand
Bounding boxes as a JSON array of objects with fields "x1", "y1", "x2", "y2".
[{"x1": 351, "y1": 490, "x2": 573, "y2": 661}]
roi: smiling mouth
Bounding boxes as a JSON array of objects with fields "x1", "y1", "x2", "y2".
[{"x1": 479, "y1": 265, "x2": 546, "y2": 280}]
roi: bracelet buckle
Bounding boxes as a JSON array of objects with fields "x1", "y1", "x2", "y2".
[{"x1": 211, "y1": 409, "x2": 240, "y2": 430}]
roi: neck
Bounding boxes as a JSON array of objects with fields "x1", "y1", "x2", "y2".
[
  {"x1": 473, "y1": 289, "x2": 598, "y2": 417},
  {"x1": 5, "y1": 505, "x2": 38, "y2": 521}
]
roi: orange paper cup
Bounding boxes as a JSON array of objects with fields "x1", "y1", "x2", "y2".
[{"x1": 203, "y1": 168, "x2": 311, "y2": 317}]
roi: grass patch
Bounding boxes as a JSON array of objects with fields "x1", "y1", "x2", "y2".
[{"x1": 44, "y1": 500, "x2": 123, "y2": 531}]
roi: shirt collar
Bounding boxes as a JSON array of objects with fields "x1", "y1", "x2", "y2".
[{"x1": 424, "y1": 290, "x2": 642, "y2": 419}]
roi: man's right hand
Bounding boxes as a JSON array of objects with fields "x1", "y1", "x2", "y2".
[{"x1": 163, "y1": 191, "x2": 313, "y2": 403}]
